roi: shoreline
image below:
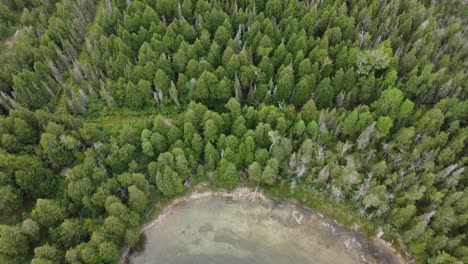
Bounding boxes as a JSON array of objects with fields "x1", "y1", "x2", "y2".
[
  {"x1": 120, "y1": 186, "x2": 408, "y2": 264},
  {"x1": 141, "y1": 187, "x2": 270, "y2": 233}
]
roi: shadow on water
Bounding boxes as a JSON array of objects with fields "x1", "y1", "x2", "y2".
[{"x1": 127, "y1": 233, "x2": 147, "y2": 258}]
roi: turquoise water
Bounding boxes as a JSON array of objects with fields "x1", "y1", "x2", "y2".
[{"x1": 129, "y1": 196, "x2": 393, "y2": 264}]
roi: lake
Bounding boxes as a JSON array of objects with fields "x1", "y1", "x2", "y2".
[{"x1": 128, "y1": 194, "x2": 402, "y2": 264}]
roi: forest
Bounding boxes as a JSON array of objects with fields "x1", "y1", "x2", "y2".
[{"x1": 0, "y1": 0, "x2": 466, "y2": 263}]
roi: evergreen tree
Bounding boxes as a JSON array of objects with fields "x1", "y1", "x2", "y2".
[
  {"x1": 316, "y1": 77, "x2": 333, "y2": 109},
  {"x1": 214, "y1": 160, "x2": 239, "y2": 190},
  {"x1": 275, "y1": 65, "x2": 294, "y2": 104}
]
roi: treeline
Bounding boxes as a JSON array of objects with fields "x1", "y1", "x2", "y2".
[
  {"x1": 65, "y1": 0, "x2": 466, "y2": 112},
  {"x1": 0, "y1": 0, "x2": 96, "y2": 113},
  {"x1": 0, "y1": 0, "x2": 39, "y2": 38},
  {"x1": 0, "y1": 96, "x2": 466, "y2": 263},
  {"x1": 1, "y1": 0, "x2": 466, "y2": 114},
  {"x1": 0, "y1": 0, "x2": 467, "y2": 263}
]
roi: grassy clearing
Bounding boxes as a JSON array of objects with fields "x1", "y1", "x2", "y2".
[{"x1": 83, "y1": 114, "x2": 154, "y2": 129}]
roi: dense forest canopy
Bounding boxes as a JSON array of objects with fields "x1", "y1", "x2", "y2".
[{"x1": 0, "y1": 0, "x2": 466, "y2": 263}]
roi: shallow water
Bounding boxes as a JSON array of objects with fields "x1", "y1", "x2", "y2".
[{"x1": 130, "y1": 196, "x2": 390, "y2": 264}]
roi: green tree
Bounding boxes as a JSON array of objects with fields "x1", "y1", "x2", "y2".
[
  {"x1": 265, "y1": 0, "x2": 282, "y2": 19},
  {"x1": 362, "y1": 185, "x2": 388, "y2": 215},
  {"x1": 0, "y1": 225, "x2": 29, "y2": 263},
  {"x1": 167, "y1": 125, "x2": 182, "y2": 145},
  {"x1": 105, "y1": 144, "x2": 137, "y2": 174},
  {"x1": 428, "y1": 251, "x2": 462, "y2": 264},
  {"x1": 261, "y1": 164, "x2": 278, "y2": 185},
  {"x1": 398, "y1": 99, "x2": 414, "y2": 122},
  {"x1": 102, "y1": 216, "x2": 126, "y2": 242},
  {"x1": 57, "y1": 219, "x2": 88, "y2": 248},
  {"x1": 40, "y1": 123, "x2": 77, "y2": 168},
  {"x1": 124, "y1": 81, "x2": 153, "y2": 109},
  {"x1": 128, "y1": 185, "x2": 147, "y2": 214},
  {"x1": 151, "y1": 132, "x2": 168, "y2": 155},
  {"x1": 0, "y1": 185, "x2": 22, "y2": 213},
  {"x1": 31, "y1": 199, "x2": 64, "y2": 228},
  {"x1": 293, "y1": 75, "x2": 313, "y2": 107},
  {"x1": 180, "y1": 0, "x2": 193, "y2": 20},
  {"x1": 67, "y1": 177, "x2": 93, "y2": 205},
  {"x1": 298, "y1": 58, "x2": 313, "y2": 78},
  {"x1": 190, "y1": 71, "x2": 217, "y2": 101},
  {"x1": 204, "y1": 119, "x2": 218, "y2": 143},
  {"x1": 142, "y1": 141, "x2": 154, "y2": 157},
  {"x1": 191, "y1": 133, "x2": 204, "y2": 160},
  {"x1": 185, "y1": 59, "x2": 200, "y2": 79},
  {"x1": 232, "y1": 116, "x2": 247, "y2": 138},
  {"x1": 376, "y1": 116, "x2": 394, "y2": 135},
  {"x1": 204, "y1": 142, "x2": 219, "y2": 171},
  {"x1": 342, "y1": 111, "x2": 359, "y2": 138},
  {"x1": 316, "y1": 77, "x2": 333, "y2": 109},
  {"x1": 213, "y1": 77, "x2": 232, "y2": 101},
  {"x1": 154, "y1": 69, "x2": 170, "y2": 94},
  {"x1": 214, "y1": 160, "x2": 239, "y2": 190},
  {"x1": 391, "y1": 205, "x2": 416, "y2": 228},
  {"x1": 431, "y1": 206, "x2": 456, "y2": 234},
  {"x1": 155, "y1": 167, "x2": 183, "y2": 197},
  {"x1": 306, "y1": 121, "x2": 319, "y2": 138},
  {"x1": 214, "y1": 26, "x2": 231, "y2": 47},
  {"x1": 371, "y1": 88, "x2": 404, "y2": 119},
  {"x1": 98, "y1": 241, "x2": 120, "y2": 263},
  {"x1": 21, "y1": 219, "x2": 40, "y2": 242},
  {"x1": 254, "y1": 122, "x2": 272, "y2": 148},
  {"x1": 225, "y1": 98, "x2": 241, "y2": 120},
  {"x1": 31, "y1": 244, "x2": 62, "y2": 264},
  {"x1": 248, "y1": 161, "x2": 262, "y2": 183},
  {"x1": 301, "y1": 100, "x2": 317, "y2": 123},
  {"x1": 173, "y1": 44, "x2": 189, "y2": 73},
  {"x1": 156, "y1": 0, "x2": 177, "y2": 19},
  {"x1": 257, "y1": 35, "x2": 274, "y2": 59},
  {"x1": 416, "y1": 109, "x2": 445, "y2": 135},
  {"x1": 275, "y1": 65, "x2": 294, "y2": 104},
  {"x1": 293, "y1": 120, "x2": 306, "y2": 138},
  {"x1": 258, "y1": 56, "x2": 275, "y2": 82},
  {"x1": 12, "y1": 117, "x2": 37, "y2": 145}
]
